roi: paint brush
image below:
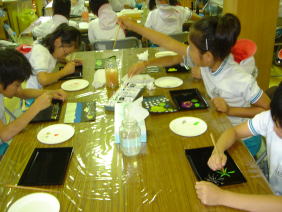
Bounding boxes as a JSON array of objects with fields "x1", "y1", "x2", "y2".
[
  {"x1": 113, "y1": 24, "x2": 121, "y2": 49},
  {"x1": 4, "y1": 184, "x2": 60, "y2": 193},
  {"x1": 210, "y1": 133, "x2": 224, "y2": 172}
]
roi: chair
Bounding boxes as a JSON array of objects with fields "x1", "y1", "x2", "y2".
[
  {"x1": 80, "y1": 33, "x2": 90, "y2": 51},
  {"x1": 168, "y1": 31, "x2": 189, "y2": 44},
  {"x1": 91, "y1": 37, "x2": 141, "y2": 51}
]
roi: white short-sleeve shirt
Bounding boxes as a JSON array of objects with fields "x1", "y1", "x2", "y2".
[
  {"x1": 32, "y1": 15, "x2": 68, "y2": 39},
  {"x1": 248, "y1": 110, "x2": 282, "y2": 195},
  {"x1": 26, "y1": 43, "x2": 57, "y2": 89},
  {"x1": 88, "y1": 19, "x2": 125, "y2": 43},
  {"x1": 184, "y1": 47, "x2": 263, "y2": 125},
  {"x1": 145, "y1": 5, "x2": 192, "y2": 34},
  {"x1": 88, "y1": 4, "x2": 125, "y2": 43}
]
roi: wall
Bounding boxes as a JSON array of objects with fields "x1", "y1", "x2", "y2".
[{"x1": 224, "y1": 0, "x2": 280, "y2": 90}]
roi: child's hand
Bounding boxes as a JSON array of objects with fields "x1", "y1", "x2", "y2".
[
  {"x1": 208, "y1": 150, "x2": 227, "y2": 171},
  {"x1": 32, "y1": 93, "x2": 52, "y2": 111},
  {"x1": 191, "y1": 66, "x2": 202, "y2": 79},
  {"x1": 212, "y1": 97, "x2": 229, "y2": 114},
  {"x1": 49, "y1": 89, "x2": 67, "y2": 101},
  {"x1": 117, "y1": 16, "x2": 135, "y2": 30},
  {"x1": 72, "y1": 59, "x2": 83, "y2": 66},
  {"x1": 62, "y1": 61, "x2": 76, "y2": 75},
  {"x1": 195, "y1": 181, "x2": 224, "y2": 206},
  {"x1": 128, "y1": 61, "x2": 147, "y2": 76}
]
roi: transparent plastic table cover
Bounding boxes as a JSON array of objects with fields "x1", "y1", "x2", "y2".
[{"x1": 0, "y1": 49, "x2": 273, "y2": 211}]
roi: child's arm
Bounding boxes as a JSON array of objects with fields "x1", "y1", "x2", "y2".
[
  {"x1": 208, "y1": 122, "x2": 252, "y2": 171},
  {"x1": 212, "y1": 92, "x2": 270, "y2": 118},
  {"x1": 37, "y1": 61, "x2": 76, "y2": 87},
  {"x1": 128, "y1": 55, "x2": 183, "y2": 76},
  {"x1": 0, "y1": 93, "x2": 52, "y2": 141},
  {"x1": 15, "y1": 87, "x2": 67, "y2": 101},
  {"x1": 118, "y1": 17, "x2": 188, "y2": 56},
  {"x1": 195, "y1": 181, "x2": 282, "y2": 212},
  {"x1": 191, "y1": 66, "x2": 202, "y2": 79}
]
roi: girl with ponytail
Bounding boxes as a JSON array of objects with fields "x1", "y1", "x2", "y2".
[{"x1": 118, "y1": 13, "x2": 270, "y2": 155}]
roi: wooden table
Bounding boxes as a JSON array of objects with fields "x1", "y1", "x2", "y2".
[{"x1": 0, "y1": 48, "x2": 273, "y2": 211}]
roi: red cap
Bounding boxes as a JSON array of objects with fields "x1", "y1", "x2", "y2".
[{"x1": 231, "y1": 39, "x2": 257, "y2": 63}]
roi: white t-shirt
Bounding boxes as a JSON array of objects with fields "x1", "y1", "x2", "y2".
[
  {"x1": 32, "y1": 15, "x2": 68, "y2": 39},
  {"x1": 145, "y1": 5, "x2": 192, "y2": 34},
  {"x1": 71, "y1": 0, "x2": 87, "y2": 16},
  {"x1": 26, "y1": 43, "x2": 57, "y2": 89},
  {"x1": 239, "y1": 56, "x2": 258, "y2": 78},
  {"x1": 109, "y1": 0, "x2": 136, "y2": 11},
  {"x1": 88, "y1": 4, "x2": 125, "y2": 43},
  {"x1": 184, "y1": 47, "x2": 263, "y2": 126},
  {"x1": 248, "y1": 110, "x2": 282, "y2": 195}
]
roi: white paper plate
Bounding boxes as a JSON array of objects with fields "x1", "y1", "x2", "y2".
[
  {"x1": 8, "y1": 192, "x2": 60, "y2": 212},
  {"x1": 155, "y1": 51, "x2": 178, "y2": 58},
  {"x1": 61, "y1": 79, "x2": 89, "y2": 91},
  {"x1": 37, "y1": 124, "x2": 75, "y2": 144},
  {"x1": 169, "y1": 117, "x2": 207, "y2": 137},
  {"x1": 154, "y1": 76, "x2": 183, "y2": 88}
]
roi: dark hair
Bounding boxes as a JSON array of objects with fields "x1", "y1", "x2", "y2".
[
  {"x1": 189, "y1": 13, "x2": 241, "y2": 60},
  {"x1": 168, "y1": 0, "x2": 178, "y2": 6},
  {"x1": 148, "y1": 0, "x2": 156, "y2": 10},
  {"x1": 53, "y1": 0, "x2": 71, "y2": 19},
  {"x1": 41, "y1": 23, "x2": 81, "y2": 54},
  {"x1": 89, "y1": 0, "x2": 108, "y2": 15},
  {"x1": 270, "y1": 81, "x2": 282, "y2": 128},
  {"x1": 0, "y1": 49, "x2": 32, "y2": 89}
]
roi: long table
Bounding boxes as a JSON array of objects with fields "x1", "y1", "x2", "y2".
[{"x1": 0, "y1": 48, "x2": 273, "y2": 211}]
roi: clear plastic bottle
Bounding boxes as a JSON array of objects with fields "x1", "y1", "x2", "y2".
[{"x1": 119, "y1": 119, "x2": 141, "y2": 156}]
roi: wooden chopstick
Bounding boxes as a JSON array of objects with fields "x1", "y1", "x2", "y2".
[
  {"x1": 4, "y1": 184, "x2": 60, "y2": 193},
  {"x1": 113, "y1": 25, "x2": 121, "y2": 49}
]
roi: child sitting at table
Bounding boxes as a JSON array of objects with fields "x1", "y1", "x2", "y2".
[
  {"x1": 88, "y1": 0, "x2": 125, "y2": 43},
  {"x1": 109, "y1": 0, "x2": 136, "y2": 12},
  {"x1": 71, "y1": 0, "x2": 87, "y2": 16},
  {"x1": 0, "y1": 49, "x2": 67, "y2": 156},
  {"x1": 26, "y1": 23, "x2": 81, "y2": 106},
  {"x1": 195, "y1": 82, "x2": 282, "y2": 211},
  {"x1": 144, "y1": 0, "x2": 200, "y2": 35},
  {"x1": 32, "y1": 0, "x2": 71, "y2": 40},
  {"x1": 118, "y1": 14, "x2": 270, "y2": 156}
]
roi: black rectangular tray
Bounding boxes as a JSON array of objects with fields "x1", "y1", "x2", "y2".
[
  {"x1": 31, "y1": 99, "x2": 63, "y2": 123},
  {"x1": 170, "y1": 88, "x2": 208, "y2": 110},
  {"x1": 165, "y1": 64, "x2": 190, "y2": 73},
  {"x1": 18, "y1": 147, "x2": 73, "y2": 186},
  {"x1": 185, "y1": 147, "x2": 246, "y2": 186},
  {"x1": 60, "y1": 65, "x2": 83, "y2": 80}
]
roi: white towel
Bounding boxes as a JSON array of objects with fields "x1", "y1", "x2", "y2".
[{"x1": 92, "y1": 69, "x2": 106, "y2": 89}]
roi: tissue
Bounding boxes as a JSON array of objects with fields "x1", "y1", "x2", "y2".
[
  {"x1": 114, "y1": 97, "x2": 149, "y2": 143},
  {"x1": 92, "y1": 69, "x2": 106, "y2": 89},
  {"x1": 137, "y1": 50, "x2": 148, "y2": 61}
]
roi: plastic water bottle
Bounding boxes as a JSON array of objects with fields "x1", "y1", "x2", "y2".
[{"x1": 119, "y1": 119, "x2": 141, "y2": 156}]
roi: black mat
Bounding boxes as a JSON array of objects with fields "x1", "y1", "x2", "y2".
[
  {"x1": 18, "y1": 147, "x2": 73, "y2": 186},
  {"x1": 185, "y1": 147, "x2": 246, "y2": 186}
]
